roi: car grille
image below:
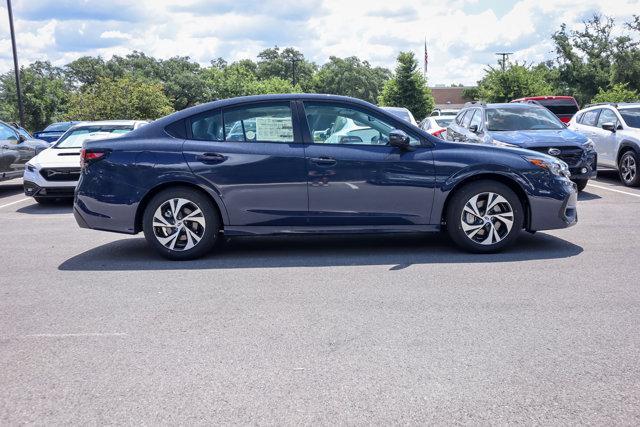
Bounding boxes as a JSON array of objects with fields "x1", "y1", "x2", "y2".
[
  {"x1": 40, "y1": 167, "x2": 81, "y2": 182},
  {"x1": 528, "y1": 147, "x2": 584, "y2": 167}
]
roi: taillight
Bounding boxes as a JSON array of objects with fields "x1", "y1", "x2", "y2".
[
  {"x1": 80, "y1": 149, "x2": 106, "y2": 170},
  {"x1": 432, "y1": 128, "x2": 446, "y2": 139}
]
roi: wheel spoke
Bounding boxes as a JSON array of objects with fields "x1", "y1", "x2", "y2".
[
  {"x1": 486, "y1": 193, "x2": 508, "y2": 214},
  {"x1": 492, "y1": 213, "x2": 513, "y2": 229},
  {"x1": 183, "y1": 208, "x2": 205, "y2": 227},
  {"x1": 464, "y1": 195, "x2": 482, "y2": 218},
  {"x1": 153, "y1": 213, "x2": 172, "y2": 228},
  {"x1": 156, "y1": 228, "x2": 180, "y2": 249},
  {"x1": 183, "y1": 227, "x2": 202, "y2": 250}
]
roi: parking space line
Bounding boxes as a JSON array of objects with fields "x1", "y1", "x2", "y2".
[
  {"x1": 0, "y1": 197, "x2": 30, "y2": 209},
  {"x1": 22, "y1": 333, "x2": 128, "y2": 338},
  {"x1": 587, "y1": 183, "x2": 640, "y2": 198}
]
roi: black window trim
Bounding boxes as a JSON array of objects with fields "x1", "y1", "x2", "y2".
[{"x1": 298, "y1": 99, "x2": 431, "y2": 147}]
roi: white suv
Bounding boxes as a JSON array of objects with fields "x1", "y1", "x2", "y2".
[
  {"x1": 569, "y1": 103, "x2": 640, "y2": 186},
  {"x1": 23, "y1": 120, "x2": 147, "y2": 203}
]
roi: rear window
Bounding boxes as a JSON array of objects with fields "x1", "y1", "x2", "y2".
[
  {"x1": 536, "y1": 99, "x2": 579, "y2": 116},
  {"x1": 434, "y1": 117, "x2": 454, "y2": 127},
  {"x1": 55, "y1": 125, "x2": 134, "y2": 148},
  {"x1": 44, "y1": 122, "x2": 74, "y2": 132}
]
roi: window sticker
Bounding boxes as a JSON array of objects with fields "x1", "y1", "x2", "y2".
[{"x1": 255, "y1": 117, "x2": 293, "y2": 142}]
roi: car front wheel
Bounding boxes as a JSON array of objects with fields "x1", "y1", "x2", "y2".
[
  {"x1": 573, "y1": 179, "x2": 588, "y2": 192},
  {"x1": 142, "y1": 187, "x2": 220, "y2": 260},
  {"x1": 446, "y1": 180, "x2": 524, "y2": 253},
  {"x1": 619, "y1": 150, "x2": 640, "y2": 187}
]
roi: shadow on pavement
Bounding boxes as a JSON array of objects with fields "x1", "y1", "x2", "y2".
[
  {"x1": 578, "y1": 191, "x2": 601, "y2": 201},
  {"x1": 59, "y1": 232, "x2": 583, "y2": 271},
  {"x1": 0, "y1": 182, "x2": 23, "y2": 199},
  {"x1": 16, "y1": 200, "x2": 73, "y2": 215}
]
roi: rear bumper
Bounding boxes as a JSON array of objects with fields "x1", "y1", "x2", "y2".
[
  {"x1": 528, "y1": 178, "x2": 578, "y2": 231},
  {"x1": 73, "y1": 195, "x2": 137, "y2": 234}
]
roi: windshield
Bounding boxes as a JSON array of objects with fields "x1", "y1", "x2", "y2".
[
  {"x1": 486, "y1": 107, "x2": 565, "y2": 131},
  {"x1": 434, "y1": 117, "x2": 454, "y2": 127},
  {"x1": 536, "y1": 99, "x2": 579, "y2": 116},
  {"x1": 44, "y1": 122, "x2": 75, "y2": 132},
  {"x1": 620, "y1": 109, "x2": 640, "y2": 129},
  {"x1": 54, "y1": 126, "x2": 133, "y2": 148}
]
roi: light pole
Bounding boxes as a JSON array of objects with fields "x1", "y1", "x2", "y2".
[
  {"x1": 495, "y1": 52, "x2": 514, "y2": 72},
  {"x1": 6, "y1": 0, "x2": 25, "y2": 127}
]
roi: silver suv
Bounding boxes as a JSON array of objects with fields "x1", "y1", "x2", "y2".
[{"x1": 569, "y1": 103, "x2": 640, "y2": 186}]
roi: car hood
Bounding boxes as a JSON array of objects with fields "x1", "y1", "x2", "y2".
[
  {"x1": 491, "y1": 129, "x2": 588, "y2": 147},
  {"x1": 30, "y1": 147, "x2": 81, "y2": 167}
]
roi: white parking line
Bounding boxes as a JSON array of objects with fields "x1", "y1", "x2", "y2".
[
  {"x1": 0, "y1": 197, "x2": 30, "y2": 209},
  {"x1": 587, "y1": 183, "x2": 640, "y2": 198},
  {"x1": 22, "y1": 333, "x2": 128, "y2": 338}
]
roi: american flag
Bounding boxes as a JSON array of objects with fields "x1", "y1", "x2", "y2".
[{"x1": 424, "y1": 38, "x2": 428, "y2": 74}]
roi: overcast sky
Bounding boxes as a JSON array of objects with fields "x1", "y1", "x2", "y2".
[{"x1": 1, "y1": 0, "x2": 638, "y2": 86}]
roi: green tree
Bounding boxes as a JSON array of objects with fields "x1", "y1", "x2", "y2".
[
  {"x1": 378, "y1": 52, "x2": 434, "y2": 120},
  {"x1": 552, "y1": 14, "x2": 640, "y2": 105},
  {"x1": 66, "y1": 76, "x2": 173, "y2": 121},
  {"x1": 256, "y1": 46, "x2": 316, "y2": 90},
  {"x1": 475, "y1": 62, "x2": 554, "y2": 102},
  {"x1": 0, "y1": 61, "x2": 70, "y2": 132},
  {"x1": 157, "y1": 57, "x2": 210, "y2": 110},
  {"x1": 591, "y1": 83, "x2": 640, "y2": 103},
  {"x1": 65, "y1": 56, "x2": 110, "y2": 87},
  {"x1": 312, "y1": 56, "x2": 391, "y2": 103},
  {"x1": 204, "y1": 61, "x2": 299, "y2": 99}
]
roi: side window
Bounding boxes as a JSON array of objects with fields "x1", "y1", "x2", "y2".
[
  {"x1": 580, "y1": 109, "x2": 600, "y2": 127},
  {"x1": 304, "y1": 102, "x2": 420, "y2": 146},
  {"x1": 469, "y1": 110, "x2": 483, "y2": 130},
  {"x1": 190, "y1": 110, "x2": 223, "y2": 141},
  {"x1": 224, "y1": 103, "x2": 294, "y2": 143},
  {"x1": 0, "y1": 123, "x2": 18, "y2": 142},
  {"x1": 462, "y1": 109, "x2": 475, "y2": 128},
  {"x1": 597, "y1": 109, "x2": 618, "y2": 127}
]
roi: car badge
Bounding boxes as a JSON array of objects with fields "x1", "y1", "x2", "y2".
[{"x1": 548, "y1": 148, "x2": 561, "y2": 156}]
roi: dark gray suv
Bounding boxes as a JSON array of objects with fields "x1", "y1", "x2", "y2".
[{"x1": 0, "y1": 121, "x2": 49, "y2": 182}]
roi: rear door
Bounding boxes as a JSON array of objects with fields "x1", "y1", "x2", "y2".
[
  {"x1": 301, "y1": 101, "x2": 435, "y2": 226},
  {"x1": 182, "y1": 101, "x2": 309, "y2": 226}
]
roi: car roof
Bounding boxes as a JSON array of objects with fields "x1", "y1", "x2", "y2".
[
  {"x1": 511, "y1": 96, "x2": 577, "y2": 101},
  {"x1": 70, "y1": 120, "x2": 146, "y2": 128}
]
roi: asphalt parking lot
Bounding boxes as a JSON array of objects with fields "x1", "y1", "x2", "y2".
[{"x1": 1, "y1": 172, "x2": 639, "y2": 424}]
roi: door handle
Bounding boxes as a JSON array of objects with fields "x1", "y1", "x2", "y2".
[
  {"x1": 1, "y1": 145, "x2": 9, "y2": 149},
  {"x1": 196, "y1": 152, "x2": 226, "y2": 163},
  {"x1": 310, "y1": 156, "x2": 337, "y2": 166}
]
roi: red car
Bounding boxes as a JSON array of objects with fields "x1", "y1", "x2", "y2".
[{"x1": 511, "y1": 96, "x2": 580, "y2": 123}]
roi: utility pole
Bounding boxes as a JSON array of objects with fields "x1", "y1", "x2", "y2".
[
  {"x1": 495, "y1": 52, "x2": 514, "y2": 72},
  {"x1": 6, "y1": 0, "x2": 24, "y2": 127},
  {"x1": 290, "y1": 57, "x2": 300, "y2": 87}
]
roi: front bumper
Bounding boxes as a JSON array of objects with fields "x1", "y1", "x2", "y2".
[
  {"x1": 568, "y1": 152, "x2": 598, "y2": 181},
  {"x1": 528, "y1": 178, "x2": 578, "y2": 231},
  {"x1": 24, "y1": 181, "x2": 75, "y2": 198}
]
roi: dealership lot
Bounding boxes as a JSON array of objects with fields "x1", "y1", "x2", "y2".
[{"x1": 1, "y1": 173, "x2": 639, "y2": 424}]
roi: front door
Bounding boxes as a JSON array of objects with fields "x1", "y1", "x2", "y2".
[
  {"x1": 301, "y1": 101, "x2": 435, "y2": 226},
  {"x1": 593, "y1": 108, "x2": 619, "y2": 167},
  {"x1": 0, "y1": 122, "x2": 24, "y2": 179},
  {"x1": 182, "y1": 102, "x2": 308, "y2": 226}
]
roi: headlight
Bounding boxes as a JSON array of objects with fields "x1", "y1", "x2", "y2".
[
  {"x1": 524, "y1": 156, "x2": 571, "y2": 178},
  {"x1": 582, "y1": 139, "x2": 595, "y2": 151},
  {"x1": 25, "y1": 163, "x2": 36, "y2": 172}
]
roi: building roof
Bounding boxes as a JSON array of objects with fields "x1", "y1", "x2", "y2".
[{"x1": 430, "y1": 87, "x2": 475, "y2": 109}]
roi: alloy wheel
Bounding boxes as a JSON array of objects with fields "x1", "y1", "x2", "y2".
[
  {"x1": 460, "y1": 192, "x2": 514, "y2": 245},
  {"x1": 152, "y1": 198, "x2": 206, "y2": 251},
  {"x1": 621, "y1": 153, "x2": 637, "y2": 184}
]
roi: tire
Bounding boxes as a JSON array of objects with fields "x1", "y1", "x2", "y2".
[
  {"x1": 445, "y1": 180, "x2": 524, "y2": 253},
  {"x1": 573, "y1": 179, "x2": 588, "y2": 192},
  {"x1": 142, "y1": 187, "x2": 220, "y2": 260},
  {"x1": 618, "y1": 150, "x2": 640, "y2": 187}
]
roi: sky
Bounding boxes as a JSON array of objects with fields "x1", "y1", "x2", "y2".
[{"x1": 0, "y1": 0, "x2": 639, "y2": 86}]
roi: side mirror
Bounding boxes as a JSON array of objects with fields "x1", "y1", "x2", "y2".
[
  {"x1": 18, "y1": 134, "x2": 27, "y2": 143},
  {"x1": 468, "y1": 124, "x2": 479, "y2": 133},
  {"x1": 388, "y1": 129, "x2": 411, "y2": 149},
  {"x1": 602, "y1": 122, "x2": 616, "y2": 132}
]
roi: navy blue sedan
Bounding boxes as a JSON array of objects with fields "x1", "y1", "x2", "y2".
[
  {"x1": 33, "y1": 121, "x2": 81, "y2": 144},
  {"x1": 74, "y1": 94, "x2": 578, "y2": 260}
]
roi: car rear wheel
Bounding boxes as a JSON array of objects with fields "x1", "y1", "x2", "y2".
[
  {"x1": 619, "y1": 150, "x2": 640, "y2": 187},
  {"x1": 142, "y1": 187, "x2": 220, "y2": 260},
  {"x1": 446, "y1": 180, "x2": 524, "y2": 253}
]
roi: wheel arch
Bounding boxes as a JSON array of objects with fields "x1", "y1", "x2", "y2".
[
  {"x1": 439, "y1": 173, "x2": 531, "y2": 229},
  {"x1": 616, "y1": 140, "x2": 640, "y2": 166},
  {"x1": 134, "y1": 181, "x2": 227, "y2": 233}
]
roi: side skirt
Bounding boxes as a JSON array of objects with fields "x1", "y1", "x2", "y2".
[{"x1": 223, "y1": 224, "x2": 441, "y2": 236}]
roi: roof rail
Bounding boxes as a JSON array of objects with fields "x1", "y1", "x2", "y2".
[
  {"x1": 585, "y1": 102, "x2": 618, "y2": 108},
  {"x1": 464, "y1": 101, "x2": 486, "y2": 107}
]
